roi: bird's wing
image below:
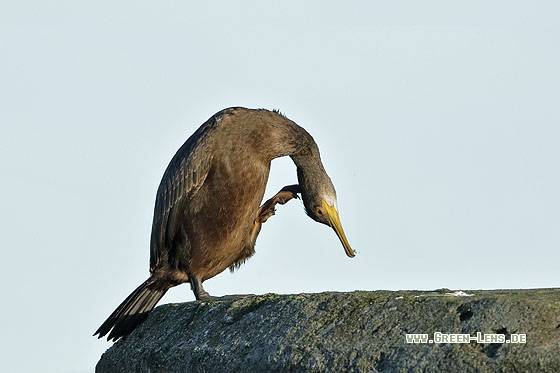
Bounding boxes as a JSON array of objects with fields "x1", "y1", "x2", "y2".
[{"x1": 149, "y1": 111, "x2": 227, "y2": 270}]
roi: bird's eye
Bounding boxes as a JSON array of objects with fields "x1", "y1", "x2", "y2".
[{"x1": 315, "y1": 207, "x2": 324, "y2": 216}]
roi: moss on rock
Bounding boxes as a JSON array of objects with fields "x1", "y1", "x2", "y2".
[{"x1": 96, "y1": 289, "x2": 560, "y2": 372}]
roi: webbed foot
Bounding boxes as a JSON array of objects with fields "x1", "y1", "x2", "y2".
[
  {"x1": 257, "y1": 184, "x2": 301, "y2": 223},
  {"x1": 190, "y1": 276, "x2": 212, "y2": 300}
]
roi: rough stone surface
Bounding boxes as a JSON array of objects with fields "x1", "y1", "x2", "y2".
[{"x1": 96, "y1": 289, "x2": 560, "y2": 372}]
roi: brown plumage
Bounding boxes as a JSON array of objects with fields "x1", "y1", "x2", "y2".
[{"x1": 94, "y1": 107, "x2": 354, "y2": 341}]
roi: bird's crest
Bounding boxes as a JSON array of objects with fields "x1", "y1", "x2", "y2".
[{"x1": 272, "y1": 108, "x2": 286, "y2": 117}]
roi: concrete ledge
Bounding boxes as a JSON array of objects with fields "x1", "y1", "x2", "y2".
[{"x1": 96, "y1": 289, "x2": 560, "y2": 372}]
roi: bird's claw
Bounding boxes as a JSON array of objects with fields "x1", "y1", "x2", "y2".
[{"x1": 275, "y1": 184, "x2": 302, "y2": 205}]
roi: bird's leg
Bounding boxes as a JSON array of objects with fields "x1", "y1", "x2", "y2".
[
  {"x1": 190, "y1": 276, "x2": 213, "y2": 300},
  {"x1": 256, "y1": 184, "x2": 302, "y2": 224},
  {"x1": 249, "y1": 185, "x2": 302, "y2": 246}
]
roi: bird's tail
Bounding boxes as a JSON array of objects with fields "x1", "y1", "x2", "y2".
[{"x1": 94, "y1": 279, "x2": 169, "y2": 341}]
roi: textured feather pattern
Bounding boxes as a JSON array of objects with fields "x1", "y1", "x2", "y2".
[
  {"x1": 94, "y1": 279, "x2": 168, "y2": 341},
  {"x1": 150, "y1": 109, "x2": 237, "y2": 270}
]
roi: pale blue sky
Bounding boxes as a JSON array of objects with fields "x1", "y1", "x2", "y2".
[{"x1": 1, "y1": 1, "x2": 559, "y2": 372}]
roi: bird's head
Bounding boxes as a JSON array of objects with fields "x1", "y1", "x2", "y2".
[{"x1": 297, "y1": 167, "x2": 356, "y2": 258}]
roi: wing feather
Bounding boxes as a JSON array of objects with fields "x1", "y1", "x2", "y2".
[{"x1": 149, "y1": 109, "x2": 234, "y2": 270}]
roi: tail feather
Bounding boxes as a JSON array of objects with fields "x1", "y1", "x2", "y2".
[{"x1": 94, "y1": 279, "x2": 168, "y2": 341}]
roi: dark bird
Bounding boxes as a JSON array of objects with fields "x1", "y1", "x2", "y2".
[{"x1": 94, "y1": 107, "x2": 355, "y2": 341}]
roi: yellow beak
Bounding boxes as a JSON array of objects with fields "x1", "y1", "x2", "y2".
[{"x1": 322, "y1": 200, "x2": 355, "y2": 258}]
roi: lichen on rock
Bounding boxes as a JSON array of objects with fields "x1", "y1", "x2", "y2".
[{"x1": 96, "y1": 289, "x2": 560, "y2": 372}]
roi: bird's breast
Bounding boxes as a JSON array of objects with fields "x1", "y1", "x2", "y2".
[{"x1": 185, "y1": 158, "x2": 270, "y2": 278}]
